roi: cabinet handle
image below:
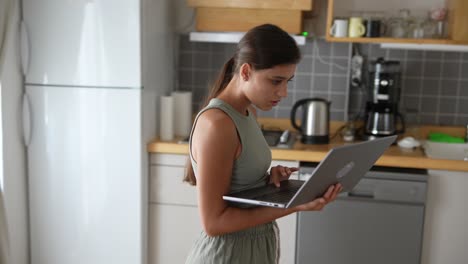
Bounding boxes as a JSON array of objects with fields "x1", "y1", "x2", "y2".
[
  {"x1": 20, "y1": 20, "x2": 30, "y2": 76},
  {"x1": 22, "y1": 93, "x2": 32, "y2": 147}
]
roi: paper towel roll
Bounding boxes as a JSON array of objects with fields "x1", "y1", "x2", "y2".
[
  {"x1": 160, "y1": 95, "x2": 174, "y2": 141},
  {"x1": 172, "y1": 91, "x2": 193, "y2": 138}
]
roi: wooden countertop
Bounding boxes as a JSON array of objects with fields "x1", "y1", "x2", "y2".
[
  {"x1": 148, "y1": 118, "x2": 468, "y2": 172},
  {"x1": 147, "y1": 137, "x2": 468, "y2": 172}
]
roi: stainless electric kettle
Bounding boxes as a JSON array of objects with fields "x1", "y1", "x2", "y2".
[{"x1": 290, "y1": 98, "x2": 330, "y2": 144}]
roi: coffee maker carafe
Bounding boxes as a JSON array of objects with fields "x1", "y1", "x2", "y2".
[{"x1": 364, "y1": 57, "x2": 405, "y2": 139}]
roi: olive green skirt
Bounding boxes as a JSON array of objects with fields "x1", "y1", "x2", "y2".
[{"x1": 185, "y1": 221, "x2": 280, "y2": 264}]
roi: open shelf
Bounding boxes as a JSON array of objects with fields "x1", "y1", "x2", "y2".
[
  {"x1": 325, "y1": 0, "x2": 468, "y2": 46},
  {"x1": 325, "y1": 36, "x2": 464, "y2": 45}
]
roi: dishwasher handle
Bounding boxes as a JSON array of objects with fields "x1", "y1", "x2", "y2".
[{"x1": 347, "y1": 190, "x2": 375, "y2": 199}]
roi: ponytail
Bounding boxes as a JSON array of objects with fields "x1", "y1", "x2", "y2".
[{"x1": 183, "y1": 57, "x2": 235, "y2": 186}]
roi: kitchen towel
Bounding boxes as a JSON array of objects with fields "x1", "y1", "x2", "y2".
[
  {"x1": 160, "y1": 95, "x2": 174, "y2": 141},
  {"x1": 172, "y1": 91, "x2": 192, "y2": 138}
]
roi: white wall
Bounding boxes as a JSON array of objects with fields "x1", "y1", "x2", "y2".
[{"x1": 1, "y1": 1, "x2": 29, "y2": 264}]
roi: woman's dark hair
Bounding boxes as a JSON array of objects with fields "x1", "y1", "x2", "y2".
[{"x1": 184, "y1": 24, "x2": 301, "y2": 185}]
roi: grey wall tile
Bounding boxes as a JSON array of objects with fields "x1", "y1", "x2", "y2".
[
  {"x1": 439, "y1": 98, "x2": 457, "y2": 114},
  {"x1": 194, "y1": 42, "x2": 211, "y2": 52},
  {"x1": 444, "y1": 52, "x2": 460, "y2": 61},
  {"x1": 330, "y1": 94, "x2": 346, "y2": 111},
  {"x1": 331, "y1": 76, "x2": 348, "y2": 92},
  {"x1": 313, "y1": 59, "x2": 331, "y2": 74},
  {"x1": 456, "y1": 116, "x2": 468, "y2": 125},
  {"x1": 438, "y1": 115, "x2": 455, "y2": 126},
  {"x1": 210, "y1": 54, "x2": 228, "y2": 70},
  {"x1": 420, "y1": 97, "x2": 438, "y2": 113},
  {"x1": 460, "y1": 81, "x2": 468, "y2": 96},
  {"x1": 425, "y1": 51, "x2": 443, "y2": 60},
  {"x1": 440, "y1": 80, "x2": 458, "y2": 96},
  {"x1": 419, "y1": 114, "x2": 436, "y2": 124},
  {"x1": 297, "y1": 57, "x2": 313, "y2": 73},
  {"x1": 424, "y1": 61, "x2": 442, "y2": 78},
  {"x1": 405, "y1": 61, "x2": 423, "y2": 77},
  {"x1": 388, "y1": 49, "x2": 406, "y2": 60},
  {"x1": 407, "y1": 50, "x2": 423, "y2": 60},
  {"x1": 294, "y1": 75, "x2": 312, "y2": 91},
  {"x1": 180, "y1": 52, "x2": 192, "y2": 68},
  {"x1": 463, "y1": 53, "x2": 468, "y2": 61},
  {"x1": 332, "y1": 43, "x2": 350, "y2": 57},
  {"x1": 316, "y1": 40, "x2": 331, "y2": 57},
  {"x1": 331, "y1": 58, "x2": 349, "y2": 75},
  {"x1": 461, "y1": 62, "x2": 468, "y2": 76},
  {"x1": 402, "y1": 96, "x2": 420, "y2": 113},
  {"x1": 178, "y1": 70, "x2": 192, "y2": 86},
  {"x1": 457, "y1": 98, "x2": 468, "y2": 114},
  {"x1": 421, "y1": 79, "x2": 439, "y2": 95},
  {"x1": 441, "y1": 62, "x2": 460, "y2": 79},
  {"x1": 403, "y1": 78, "x2": 421, "y2": 95},
  {"x1": 300, "y1": 39, "x2": 314, "y2": 56},
  {"x1": 368, "y1": 44, "x2": 386, "y2": 59},
  {"x1": 313, "y1": 75, "x2": 329, "y2": 92},
  {"x1": 194, "y1": 52, "x2": 211, "y2": 69}
]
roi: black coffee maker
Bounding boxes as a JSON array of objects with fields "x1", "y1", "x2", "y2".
[{"x1": 364, "y1": 57, "x2": 405, "y2": 139}]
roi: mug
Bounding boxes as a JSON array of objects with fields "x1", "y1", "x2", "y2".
[
  {"x1": 365, "y1": 19, "x2": 382, "y2": 37},
  {"x1": 330, "y1": 18, "x2": 349, "y2": 38},
  {"x1": 348, "y1": 17, "x2": 366, "y2": 37}
]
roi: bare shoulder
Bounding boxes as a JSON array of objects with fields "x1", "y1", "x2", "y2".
[
  {"x1": 192, "y1": 108, "x2": 238, "y2": 161},
  {"x1": 196, "y1": 108, "x2": 236, "y2": 135}
]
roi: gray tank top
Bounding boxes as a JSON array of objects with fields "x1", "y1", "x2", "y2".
[{"x1": 189, "y1": 98, "x2": 272, "y2": 192}]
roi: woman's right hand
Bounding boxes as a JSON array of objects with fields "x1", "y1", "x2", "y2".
[{"x1": 293, "y1": 183, "x2": 343, "y2": 212}]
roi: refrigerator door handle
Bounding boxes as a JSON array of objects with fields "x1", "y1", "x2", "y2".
[
  {"x1": 22, "y1": 93, "x2": 32, "y2": 147},
  {"x1": 20, "y1": 20, "x2": 30, "y2": 76}
]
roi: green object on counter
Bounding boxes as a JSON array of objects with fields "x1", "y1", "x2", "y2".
[{"x1": 428, "y1": 132, "x2": 465, "y2": 143}]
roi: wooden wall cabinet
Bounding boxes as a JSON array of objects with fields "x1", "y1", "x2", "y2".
[
  {"x1": 187, "y1": 0, "x2": 313, "y2": 34},
  {"x1": 325, "y1": 0, "x2": 468, "y2": 45}
]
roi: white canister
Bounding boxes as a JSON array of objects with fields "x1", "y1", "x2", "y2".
[
  {"x1": 172, "y1": 91, "x2": 193, "y2": 138},
  {"x1": 159, "y1": 95, "x2": 174, "y2": 141}
]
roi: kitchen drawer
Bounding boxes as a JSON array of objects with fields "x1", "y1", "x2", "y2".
[
  {"x1": 149, "y1": 165, "x2": 198, "y2": 206},
  {"x1": 150, "y1": 153, "x2": 187, "y2": 166}
]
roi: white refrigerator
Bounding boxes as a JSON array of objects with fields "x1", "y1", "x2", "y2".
[{"x1": 20, "y1": 0, "x2": 162, "y2": 263}]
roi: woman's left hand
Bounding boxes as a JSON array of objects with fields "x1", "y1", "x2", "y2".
[{"x1": 269, "y1": 165, "x2": 299, "y2": 187}]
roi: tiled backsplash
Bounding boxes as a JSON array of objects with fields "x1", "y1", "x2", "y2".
[{"x1": 176, "y1": 34, "x2": 468, "y2": 126}]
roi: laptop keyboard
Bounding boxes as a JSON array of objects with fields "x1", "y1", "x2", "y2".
[{"x1": 257, "y1": 181, "x2": 303, "y2": 203}]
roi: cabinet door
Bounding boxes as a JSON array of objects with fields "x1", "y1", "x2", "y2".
[
  {"x1": 22, "y1": 0, "x2": 140, "y2": 87},
  {"x1": 277, "y1": 214, "x2": 297, "y2": 264},
  {"x1": 271, "y1": 160, "x2": 299, "y2": 264},
  {"x1": 148, "y1": 204, "x2": 201, "y2": 264}
]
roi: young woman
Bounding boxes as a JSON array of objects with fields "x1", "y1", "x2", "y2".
[{"x1": 184, "y1": 24, "x2": 342, "y2": 263}]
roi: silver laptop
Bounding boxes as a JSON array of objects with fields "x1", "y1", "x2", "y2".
[{"x1": 223, "y1": 135, "x2": 397, "y2": 208}]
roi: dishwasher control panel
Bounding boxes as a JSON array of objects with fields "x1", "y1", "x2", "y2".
[{"x1": 299, "y1": 165, "x2": 427, "y2": 204}]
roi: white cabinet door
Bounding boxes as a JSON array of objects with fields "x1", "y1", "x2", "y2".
[
  {"x1": 421, "y1": 170, "x2": 468, "y2": 264},
  {"x1": 149, "y1": 154, "x2": 200, "y2": 264},
  {"x1": 22, "y1": 0, "x2": 141, "y2": 87},
  {"x1": 271, "y1": 160, "x2": 299, "y2": 264},
  {"x1": 148, "y1": 204, "x2": 201, "y2": 264}
]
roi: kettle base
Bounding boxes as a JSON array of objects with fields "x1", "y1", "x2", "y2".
[{"x1": 301, "y1": 135, "x2": 329, "y2": 144}]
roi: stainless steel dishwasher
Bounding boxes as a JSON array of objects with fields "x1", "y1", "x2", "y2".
[{"x1": 296, "y1": 163, "x2": 428, "y2": 264}]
